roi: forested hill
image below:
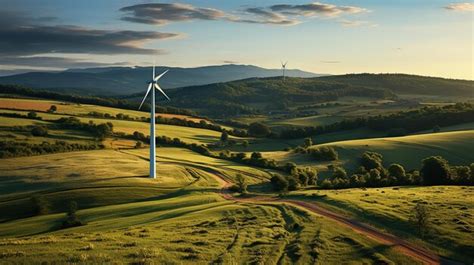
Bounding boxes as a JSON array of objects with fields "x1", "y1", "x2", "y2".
[
  {"x1": 162, "y1": 77, "x2": 394, "y2": 116},
  {"x1": 318, "y1": 74, "x2": 474, "y2": 96}
]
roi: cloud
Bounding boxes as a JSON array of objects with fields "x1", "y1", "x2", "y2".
[
  {"x1": 222, "y1": 60, "x2": 239, "y2": 64},
  {"x1": 269, "y1": 2, "x2": 368, "y2": 17},
  {"x1": 235, "y1": 7, "x2": 298, "y2": 25},
  {"x1": 120, "y1": 3, "x2": 227, "y2": 25},
  {"x1": 0, "y1": 25, "x2": 178, "y2": 56},
  {"x1": 0, "y1": 56, "x2": 130, "y2": 68},
  {"x1": 0, "y1": 10, "x2": 180, "y2": 71},
  {"x1": 120, "y1": 2, "x2": 368, "y2": 26},
  {"x1": 444, "y1": 3, "x2": 474, "y2": 11},
  {"x1": 339, "y1": 20, "x2": 377, "y2": 27}
]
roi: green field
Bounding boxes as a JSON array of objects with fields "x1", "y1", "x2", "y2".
[
  {"x1": 0, "y1": 192, "x2": 418, "y2": 264},
  {"x1": 0, "y1": 97, "x2": 204, "y2": 122},
  {"x1": 314, "y1": 130, "x2": 474, "y2": 171},
  {"x1": 0, "y1": 109, "x2": 233, "y2": 146},
  {"x1": 1, "y1": 95, "x2": 473, "y2": 264}
]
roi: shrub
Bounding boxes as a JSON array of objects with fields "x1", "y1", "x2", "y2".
[
  {"x1": 309, "y1": 146, "x2": 338, "y2": 161},
  {"x1": 303, "y1": 137, "x2": 313, "y2": 148},
  {"x1": 220, "y1": 131, "x2": 229, "y2": 142},
  {"x1": 27, "y1": 111, "x2": 37, "y2": 119},
  {"x1": 135, "y1": 141, "x2": 142, "y2": 148},
  {"x1": 235, "y1": 174, "x2": 248, "y2": 194},
  {"x1": 31, "y1": 126, "x2": 48, "y2": 136},
  {"x1": 48, "y1": 105, "x2": 57, "y2": 113},
  {"x1": 248, "y1": 122, "x2": 271, "y2": 137},
  {"x1": 31, "y1": 196, "x2": 49, "y2": 216}
]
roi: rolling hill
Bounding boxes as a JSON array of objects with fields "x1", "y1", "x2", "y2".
[
  {"x1": 319, "y1": 74, "x2": 474, "y2": 97},
  {"x1": 313, "y1": 130, "x2": 474, "y2": 171},
  {"x1": 163, "y1": 77, "x2": 394, "y2": 117},
  {"x1": 0, "y1": 64, "x2": 321, "y2": 96}
]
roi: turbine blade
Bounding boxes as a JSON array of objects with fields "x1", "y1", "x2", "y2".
[
  {"x1": 154, "y1": 83, "x2": 170, "y2": 101},
  {"x1": 138, "y1": 83, "x2": 153, "y2": 110},
  {"x1": 154, "y1": 69, "x2": 169, "y2": 81},
  {"x1": 153, "y1": 60, "x2": 155, "y2": 79}
]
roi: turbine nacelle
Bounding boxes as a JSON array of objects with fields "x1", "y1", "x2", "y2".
[{"x1": 138, "y1": 67, "x2": 170, "y2": 110}]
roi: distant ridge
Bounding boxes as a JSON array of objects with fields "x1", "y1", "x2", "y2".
[
  {"x1": 319, "y1": 73, "x2": 474, "y2": 97},
  {"x1": 0, "y1": 64, "x2": 322, "y2": 96}
]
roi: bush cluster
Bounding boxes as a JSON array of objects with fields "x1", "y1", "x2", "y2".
[
  {"x1": 55, "y1": 117, "x2": 113, "y2": 140},
  {"x1": 294, "y1": 146, "x2": 338, "y2": 161},
  {"x1": 270, "y1": 167, "x2": 318, "y2": 192},
  {"x1": 319, "y1": 152, "x2": 473, "y2": 189}
]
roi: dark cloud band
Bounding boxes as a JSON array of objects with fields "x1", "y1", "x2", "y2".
[{"x1": 120, "y1": 2, "x2": 368, "y2": 26}]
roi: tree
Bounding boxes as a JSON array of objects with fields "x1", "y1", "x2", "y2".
[
  {"x1": 48, "y1": 105, "x2": 57, "y2": 113},
  {"x1": 284, "y1": 162, "x2": 297, "y2": 173},
  {"x1": 242, "y1": 140, "x2": 249, "y2": 148},
  {"x1": 27, "y1": 111, "x2": 37, "y2": 119},
  {"x1": 432, "y1": 125, "x2": 441, "y2": 133},
  {"x1": 420, "y1": 156, "x2": 451, "y2": 185},
  {"x1": 220, "y1": 131, "x2": 229, "y2": 142},
  {"x1": 271, "y1": 174, "x2": 289, "y2": 192},
  {"x1": 62, "y1": 201, "x2": 85, "y2": 229},
  {"x1": 361, "y1": 151, "x2": 383, "y2": 171},
  {"x1": 388, "y1": 164, "x2": 406, "y2": 181},
  {"x1": 410, "y1": 202, "x2": 430, "y2": 238},
  {"x1": 248, "y1": 122, "x2": 271, "y2": 137},
  {"x1": 287, "y1": 175, "x2": 300, "y2": 191},
  {"x1": 451, "y1": 166, "x2": 471, "y2": 185},
  {"x1": 31, "y1": 126, "x2": 48, "y2": 136},
  {"x1": 332, "y1": 166, "x2": 347, "y2": 179},
  {"x1": 250, "y1": 152, "x2": 263, "y2": 160},
  {"x1": 30, "y1": 196, "x2": 49, "y2": 216},
  {"x1": 309, "y1": 146, "x2": 338, "y2": 161},
  {"x1": 135, "y1": 141, "x2": 142, "y2": 149},
  {"x1": 235, "y1": 174, "x2": 248, "y2": 194},
  {"x1": 303, "y1": 137, "x2": 313, "y2": 148},
  {"x1": 95, "y1": 123, "x2": 113, "y2": 140}
]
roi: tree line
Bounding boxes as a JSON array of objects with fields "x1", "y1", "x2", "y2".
[
  {"x1": 279, "y1": 103, "x2": 474, "y2": 139},
  {"x1": 0, "y1": 84, "x2": 194, "y2": 116}
]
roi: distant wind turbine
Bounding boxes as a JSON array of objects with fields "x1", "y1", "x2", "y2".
[
  {"x1": 281, "y1": 61, "x2": 288, "y2": 81},
  {"x1": 138, "y1": 63, "x2": 170, "y2": 179}
]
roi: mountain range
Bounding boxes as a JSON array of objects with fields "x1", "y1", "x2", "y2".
[{"x1": 0, "y1": 64, "x2": 322, "y2": 95}]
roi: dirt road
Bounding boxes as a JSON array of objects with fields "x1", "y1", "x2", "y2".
[{"x1": 214, "y1": 172, "x2": 449, "y2": 265}]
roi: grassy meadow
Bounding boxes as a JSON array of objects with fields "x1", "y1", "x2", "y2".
[
  {"x1": 0, "y1": 93, "x2": 472, "y2": 264},
  {"x1": 288, "y1": 186, "x2": 474, "y2": 263}
]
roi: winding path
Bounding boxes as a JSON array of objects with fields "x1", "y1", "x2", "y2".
[{"x1": 212, "y1": 171, "x2": 452, "y2": 265}]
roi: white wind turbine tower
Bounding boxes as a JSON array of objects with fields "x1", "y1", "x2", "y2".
[
  {"x1": 138, "y1": 64, "x2": 170, "y2": 179},
  {"x1": 281, "y1": 61, "x2": 288, "y2": 81}
]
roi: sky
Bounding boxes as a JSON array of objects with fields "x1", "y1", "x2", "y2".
[{"x1": 0, "y1": 0, "x2": 473, "y2": 79}]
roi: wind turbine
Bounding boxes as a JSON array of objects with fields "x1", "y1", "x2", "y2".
[
  {"x1": 281, "y1": 61, "x2": 288, "y2": 81},
  {"x1": 138, "y1": 64, "x2": 170, "y2": 179}
]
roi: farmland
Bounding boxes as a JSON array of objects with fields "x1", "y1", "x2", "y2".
[{"x1": 0, "y1": 92, "x2": 473, "y2": 264}]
